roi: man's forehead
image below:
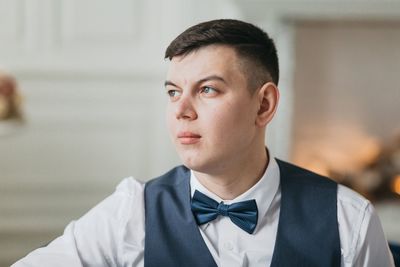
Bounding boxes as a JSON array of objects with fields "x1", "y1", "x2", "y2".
[{"x1": 166, "y1": 45, "x2": 242, "y2": 83}]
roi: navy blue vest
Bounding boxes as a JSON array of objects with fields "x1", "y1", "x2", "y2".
[{"x1": 144, "y1": 159, "x2": 341, "y2": 266}]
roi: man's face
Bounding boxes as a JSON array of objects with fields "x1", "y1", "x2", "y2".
[{"x1": 165, "y1": 45, "x2": 261, "y2": 174}]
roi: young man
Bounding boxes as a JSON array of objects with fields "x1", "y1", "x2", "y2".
[{"x1": 13, "y1": 19, "x2": 394, "y2": 267}]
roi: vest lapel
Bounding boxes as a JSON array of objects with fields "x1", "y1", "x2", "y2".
[
  {"x1": 270, "y1": 159, "x2": 341, "y2": 267},
  {"x1": 144, "y1": 166, "x2": 217, "y2": 267}
]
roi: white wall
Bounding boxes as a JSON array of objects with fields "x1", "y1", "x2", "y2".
[
  {"x1": 1, "y1": 0, "x2": 400, "y2": 265},
  {"x1": 0, "y1": 0, "x2": 183, "y2": 264}
]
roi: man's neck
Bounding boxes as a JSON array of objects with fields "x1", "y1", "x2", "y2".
[{"x1": 193, "y1": 148, "x2": 269, "y2": 200}]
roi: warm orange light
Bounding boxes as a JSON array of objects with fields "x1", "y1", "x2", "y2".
[
  {"x1": 393, "y1": 175, "x2": 400, "y2": 195},
  {"x1": 301, "y1": 161, "x2": 330, "y2": 177}
]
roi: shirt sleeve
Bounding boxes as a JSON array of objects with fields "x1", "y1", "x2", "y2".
[
  {"x1": 338, "y1": 185, "x2": 395, "y2": 267},
  {"x1": 352, "y1": 204, "x2": 395, "y2": 267},
  {"x1": 11, "y1": 177, "x2": 145, "y2": 267}
]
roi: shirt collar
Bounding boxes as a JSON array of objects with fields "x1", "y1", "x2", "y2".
[{"x1": 190, "y1": 155, "x2": 280, "y2": 229}]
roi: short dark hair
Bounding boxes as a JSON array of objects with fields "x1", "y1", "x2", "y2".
[{"x1": 165, "y1": 19, "x2": 279, "y2": 89}]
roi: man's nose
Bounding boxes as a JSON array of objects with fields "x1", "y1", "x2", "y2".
[{"x1": 175, "y1": 95, "x2": 197, "y2": 120}]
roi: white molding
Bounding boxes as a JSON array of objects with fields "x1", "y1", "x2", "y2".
[
  {"x1": 58, "y1": 0, "x2": 141, "y2": 46},
  {"x1": 0, "y1": 0, "x2": 167, "y2": 76},
  {"x1": 9, "y1": 65, "x2": 164, "y2": 80},
  {"x1": 0, "y1": 0, "x2": 22, "y2": 40},
  {"x1": 0, "y1": 0, "x2": 27, "y2": 50},
  {"x1": 266, "y1": 22, "x2": 296, "y2": 160},
  {"x1": 236, "y1": 0, "x2": 400, "y2": 21}
]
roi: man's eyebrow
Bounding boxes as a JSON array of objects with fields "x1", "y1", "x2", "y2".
[
  {"x1": 197, "y1": 75, "x2": 227, "y2": 85},
  {"x1": 164, "y1": 80, "x2": 177, "y2": 87},
  {"x1": 164, "y1": 75, "x2": 227, "y2": 88}
]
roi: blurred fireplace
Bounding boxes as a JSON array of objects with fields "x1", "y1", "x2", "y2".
[{"x1": 291, "y1": 20, "x2": 400, "y2": 200}]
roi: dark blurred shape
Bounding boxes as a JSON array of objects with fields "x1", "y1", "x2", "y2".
[
  {"x1": 337, "y1": 134, "x2": 400, "y2": 203},
  {"x1": 390, "y1": 242, "x2": 400, "y2": 267}
]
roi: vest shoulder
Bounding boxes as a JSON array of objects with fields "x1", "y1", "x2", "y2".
[
  {"x1": 276, "y1": 158, "x2": 338, "y2": 187},
  {"x1": 145, "y1": 165, "x2": 190, "y2": 190}
]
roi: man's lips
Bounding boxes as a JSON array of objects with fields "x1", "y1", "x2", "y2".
[{"x1": 177, "y1": 132, "x2": 201, "y2": 144}]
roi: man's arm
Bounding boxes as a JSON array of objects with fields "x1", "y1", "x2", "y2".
[
  {"x1": 338, "y1": 185, "x2": 395, "y2": 266},
  {"x1": 12, "y1": 177, "x2": 145, "y2": 267},
  {"x1": 352, "y1": 204, "x2": 395, "y2": 267}
]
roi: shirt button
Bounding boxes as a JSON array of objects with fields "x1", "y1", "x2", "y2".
[{"x1": 224, "y1": 242, "x2": 234, "y2": 251}]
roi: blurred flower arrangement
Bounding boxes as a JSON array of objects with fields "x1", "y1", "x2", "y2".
[
  {"x1": 0, "y1": 70, "x2": 24, "y2": 136},
  {"x1": 0, "y1": 70, "x2": 24, "y2": 122}
]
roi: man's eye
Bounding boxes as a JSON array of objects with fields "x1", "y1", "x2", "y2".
[
  {"x1": 201, "y1": 86, "x2": 217, "y2": 95},
  {"x1": 167, "y1": 90, "x2": 180, "y2": 97}
]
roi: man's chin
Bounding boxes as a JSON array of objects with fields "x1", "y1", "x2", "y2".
[
  {"x1": 180, "y1": 159, "x2": 201, "y2": 171},
  {"x1": 179, "y1": 157, "x2": 206, "y2": 172},
  {"x1": 177, "y1": 150, "x2": 221, "y2": 173},
  {"x1": 180, "y1": 158, "x2": 221, "y2": 175}
]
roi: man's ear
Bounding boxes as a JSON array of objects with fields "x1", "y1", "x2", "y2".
[{"x1": 255, "y1": 82, "x2": 279, "y2": 127}]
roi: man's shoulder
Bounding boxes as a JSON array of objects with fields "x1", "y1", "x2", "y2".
[
  {"x1": 337, "y1": 183, "x2": 371, "y2": 213},
  {"x1": 275, "y1": 158, "x2": 338, "y2": 188},
  {"x1": 276, "y1": 158, "x2": 370, "y2": 207},
  {"x1": 114, "y1": 176, "x2": 145, "y2": 196}
]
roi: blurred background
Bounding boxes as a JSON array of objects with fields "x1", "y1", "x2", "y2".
[{"x1": 0, "y1": 0, "x2": 399, "y2": 265}]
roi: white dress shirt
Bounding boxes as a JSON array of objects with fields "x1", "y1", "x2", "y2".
[{"x1": 13, "y1": 158, "x2": 395, "y2": 267}]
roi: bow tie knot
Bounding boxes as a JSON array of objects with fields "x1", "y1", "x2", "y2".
[
  {"x1": 191, "y1": 190, "x2": 258, "y2": 234},
  {"x1": 217, "y1": 202, "x2": 230, "y2": 216}
]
